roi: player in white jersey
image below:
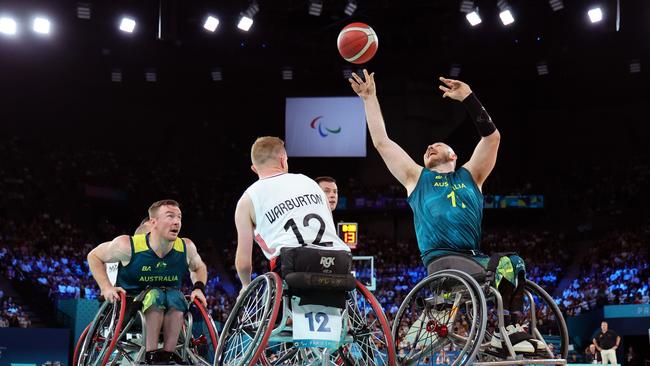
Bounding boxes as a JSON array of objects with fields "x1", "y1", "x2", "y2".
[{"x1": 234, "y1": 136, "x2": 350, "y2": 294}]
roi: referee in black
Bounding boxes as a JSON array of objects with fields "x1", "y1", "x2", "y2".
[{"x1": 593, "y1": 321, "x2": 620, "y2": 365}]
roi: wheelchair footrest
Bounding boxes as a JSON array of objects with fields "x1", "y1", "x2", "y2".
[{"x1": 474, "y1": 359, "x2": 566, "y2": 366}]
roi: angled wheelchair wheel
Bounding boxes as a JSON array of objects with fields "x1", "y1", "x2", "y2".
[
  {"x1": 181, "y1": 297, "x2": 220, "y2": 366},
  {"x1": 522, "y1": 280, "x2": 569, "y2": 359},
  {"x1": 73, "y1": 323, "x2": 91, "y2": 366},
  {"x1": 338, "y1": 280, "x2": 396, "y2": 366},
  {"x1": 77, "y1": 292, "x2": 127, "y2": 366},
  {"x1": 392, "y1": 269, "x2": 487, "y2": 366},
  {"x1": 215, "y1": 272, "x2": 283, "y2": 366},
  {"x1": 474, "y1": 279, "x2": 569, "y2": 361},
  {"x1": 252, "y1": 279, "x2": 395, "y2": 366}
]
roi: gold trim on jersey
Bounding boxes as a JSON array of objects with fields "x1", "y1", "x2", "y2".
[
  {"x1": 133, "y1": 234, "x2": 148, "y2": 253},
  {"x1": 173, "y1": 238, "x2": 184, "y2": 253}
]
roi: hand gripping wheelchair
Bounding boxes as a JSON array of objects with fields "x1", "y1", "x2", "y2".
[
  {"x1": 391, "y1": 253, "x2": 569, "y2": 366},
  {"x1": 214, "y1": 247, "x2": 397, "y2": 366},
  {"x1": 73, "y1": 288, "x2": 219, "y2": 366}
]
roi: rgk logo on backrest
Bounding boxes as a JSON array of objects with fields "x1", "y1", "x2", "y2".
[{"x1": 320, "y1": 257, "x2": 335, "y2": 268}]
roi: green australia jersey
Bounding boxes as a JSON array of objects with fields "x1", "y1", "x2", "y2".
[
  {"x1": 407, "y1": 167, "x2": 484, "y2": 266},
  {"x1": 116, "y1": 233, "x2": 188, "y2": 294}
]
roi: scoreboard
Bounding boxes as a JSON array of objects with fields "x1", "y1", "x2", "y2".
[{"x1": 337, "y1": 222, "x2": 358, "y2": 249}]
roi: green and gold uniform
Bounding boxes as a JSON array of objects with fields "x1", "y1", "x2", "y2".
[
  {"x1": 408, "y1": 167, "x2": 525, "y2": 288},
  {"x1": 116, "y1": 233, "x2": 189, "y2": 312}
]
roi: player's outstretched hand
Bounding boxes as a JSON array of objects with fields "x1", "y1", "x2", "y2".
[
  {"x1": 349, "y1": 69, "x2": 376, "y2": 100},
  {"x1": 438, "y1": 77, "x2": 473, "y2": 101}
]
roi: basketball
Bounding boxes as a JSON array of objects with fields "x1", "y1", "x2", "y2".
[{"x1": 337, "y1": 22, "x2": 378, "y2": 64}]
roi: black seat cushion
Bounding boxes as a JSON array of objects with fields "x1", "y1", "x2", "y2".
[{"x1": 426, "y1": 255, "x2": 488, "y2": 283}]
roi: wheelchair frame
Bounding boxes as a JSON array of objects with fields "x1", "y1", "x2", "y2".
[{"x1": 73, "y1": 290, "x2": 219, "y2": 366}]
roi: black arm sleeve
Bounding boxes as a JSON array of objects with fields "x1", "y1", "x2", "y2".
[{"x1": 462, "y1": 93, "x2": 496, "y2": 137}]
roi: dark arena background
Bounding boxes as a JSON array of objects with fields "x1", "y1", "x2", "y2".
[{"x1": 0, "y1": 0, "x2": 649, "y2": 365}]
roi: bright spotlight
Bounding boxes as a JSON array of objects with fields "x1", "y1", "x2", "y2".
[
  {"x1": 466, "y1": 10, "x2": 482, "y2": 26},
  {"x1": 204, "y1": 16, "x2": 219, "y2": 32},
  {"x1": 499, "y1": 9, "x2": 515, "y2": 25},
  {"x1": 588, "y1": 7, "x2": 603, "y2": 23},
  {"x1": 33, "y1": 17, "x2": 51, "y2": 34},
  {"x1": 119, "y1": 17, "x2": 136, "y2": 33},
  {"x1": 0, "y1": 17, "x2": 17, "y2": 35},
  {"x1": 237, "y1": 15, "x2": 253, "y2": 31}
]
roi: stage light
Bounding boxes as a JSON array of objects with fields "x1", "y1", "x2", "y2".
[
  {"x1": 77, "y1": 3, "x2": 91, "y2": 19},
  {"x1": 344, "y1": 0, "x2": 357, "y2": 16},
  {"x1": 309, "y1": 0, "x2": 323, "y2": 16},
  {"x1": 111, "y1": 69, "x2": 122, "y2": 82},
  {"x1": 211, "y1": 68, "x2": 223, "y2": 81},
  {"x1": 203, "y1": 16, "x2": 219, "y2": 32},
  {"x1": 466, "y1": 10, "x2": 481, "y2": 26},
  {"x1": 0, "y1": 17, "x2": 17, "y2": 35},
  {"x1": 497, "y1": 1, "x2": 514, "y2": 26},
  {"x1": 588, "y1": 7, "x2": 603, "y2": 23},
  {"x1": 119, "y1": 17, "x2": 136, "y2": 33},
  {"x1": 536, "y1": 62, "x2": 549, "y2": 76},
  {"x1": 459, "y1": 0, "x2": 475, "y2": 13},
  {"x1": 237, "y1": 16, "x2": 253, "y2": 31},
  {"x1": 549, "y1": 0, "x2": 564, "y2": 11},
  {"x1": 449, "y1": 64, "x2": 461, "y2": 78},
  {"x1": 282, "y1": 67, "x2": 293, "y2": 80},
  {"x1": 33, "y1": 17, "x2": 51, "y2": 34},
  {"x1": 499, "y1": 9, "x2": 514, "y2": 25},
  {"x1": 145, "y1": 68, "x2": 156, "y2": 82}
]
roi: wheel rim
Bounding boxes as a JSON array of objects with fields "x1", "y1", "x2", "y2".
[
  {"x1": 392, "y1": 271, "x2": 485, "y2": 366},
  {"x1": 216, "y1": 274, "x2": 279, "y2": 366}
]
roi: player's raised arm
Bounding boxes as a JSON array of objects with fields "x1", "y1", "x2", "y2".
[
  {"x1": 439, "y1": 77, "x2": 501, "y2": 190},
  {"x1": 350, "y1": 69, "x2": 422, "y2": 194}
]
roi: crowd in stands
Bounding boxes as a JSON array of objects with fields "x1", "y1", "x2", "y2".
[
  {"x1": 0, "y1": 295, "x2": 31, "y2": 328},
  {"x1": 1, "y1": 136, "x2": 650, "y2": 333},
  {"x1": 560, "y1": 223, "x2": 650, "y2": 316}
]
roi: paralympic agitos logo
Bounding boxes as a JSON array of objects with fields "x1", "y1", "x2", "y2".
[{"x1": 310, "y1": 116, "x2": 341, "y2": 137}]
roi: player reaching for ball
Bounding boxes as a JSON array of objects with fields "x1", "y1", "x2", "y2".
[{"x1": 349, "y1": 70, "x2": 545, "y2": 353}]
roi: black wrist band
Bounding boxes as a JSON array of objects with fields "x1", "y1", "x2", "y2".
[
  {"x1": 462, "y1": 93, "x2": 496, "y2": 137},
  {"x1": 192, "y1": 281, "x2": 206, "y2": 295}
]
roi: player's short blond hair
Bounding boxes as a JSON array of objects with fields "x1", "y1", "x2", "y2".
[
  {"x1": 148, "y1": 199, "x2": 180, "y2": 218},
  {"x1": 251, "y1": 136, "x2": 286, "y2": 167}
]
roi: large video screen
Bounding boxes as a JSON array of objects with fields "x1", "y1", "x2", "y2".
[{"x1": 285, "y1": 97, "x2": 367, "y2": 157}]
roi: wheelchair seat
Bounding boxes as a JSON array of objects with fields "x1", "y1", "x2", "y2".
[{"x1": 426, "y1": 254, "x2": 489, "y2": 283}]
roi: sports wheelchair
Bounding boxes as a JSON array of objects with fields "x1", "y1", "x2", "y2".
[
  {"x1": 214, "y1": 248, "x2": 397, "y2": 366},
  {"x1": 391, "y1": 254, "x2": 569, "y2": 366},
  {"x1": 73, "y1": 289, "x2": 219, "y2": 366}
]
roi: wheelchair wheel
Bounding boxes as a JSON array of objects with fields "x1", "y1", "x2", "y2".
[
  {"x1": 77, "y1": 292, "x2": 127, "y2": 366},
  {"x1": 339, "y1": 280, "x2": 396, "y2": 366},
  {"x1": 72, "y1": 323, "x2": 91, "y2": 366},
  {"x1": 182, "y1": 297, "x2": 220, "y2": 365},
  {"x1": 522, "y1": 280, "x2": 568, "y2": 358},
  {"x1": 215, "y1": 273, "x2": 283, "y2": 366},
  {"x1": 392, "y1": 269, "x2": 486, "y2": 366},
  {"x1": 252, "y1": 279, "x2": 395, "y2": 366},
  {"x1": 474, "y1": 280, "x2": 569, "y2": 361}
]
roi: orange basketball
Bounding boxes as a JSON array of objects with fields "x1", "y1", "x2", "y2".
[{"x1": 337, "y1": 22, "x2": 378, "y2": 64}]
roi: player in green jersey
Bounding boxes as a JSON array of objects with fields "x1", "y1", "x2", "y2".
[
  {"x1": 350, "y1": 70, "x2": 542, "y2": 353},
  {"x1": 87, "y1": 199, "x2": 209, "y2": 363}
]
